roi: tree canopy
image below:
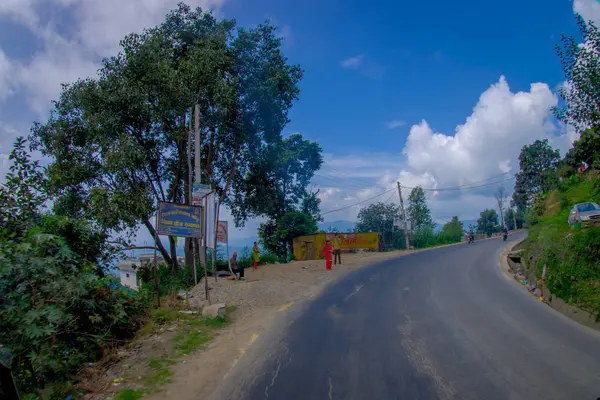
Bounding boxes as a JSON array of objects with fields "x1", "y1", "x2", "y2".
[
  {"x1": 555, "y1": 15, "x2": 600, "y2": 131},
  {"x1": 512, "y1": 139, "x2": 561, "y2": 210},
  {"x1": 29, "y1": 4, "x2": 304, "y2": 267},
  {"x1": 477, "y1": 208, "x2": 499, "y2": 237},
  {"x1": 440, "y1": 216, "x2": 463, "y2": 242},
  {"x1": 355, "y1": 201, "x2": 405, "y2": 249},
  {"x1": 407, "y1": 186, "x2": 434, "y2": 231}
]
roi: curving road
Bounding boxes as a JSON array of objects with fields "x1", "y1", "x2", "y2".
[{"x1": 219, "y1": 232, "x2": 600, "y2": 400}]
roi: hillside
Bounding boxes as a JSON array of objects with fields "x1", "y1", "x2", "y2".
[{"x1": 522, "y1": 172, "x2": 600, "y2": 319}]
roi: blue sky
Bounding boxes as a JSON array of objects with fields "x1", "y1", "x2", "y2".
[{"x1": 0, "y1": 0, "x2": 596, "y2": 243}]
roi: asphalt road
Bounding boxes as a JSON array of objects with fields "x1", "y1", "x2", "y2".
[{"x1": 225, "y1": 233, "x2": 600, "y2": 400}]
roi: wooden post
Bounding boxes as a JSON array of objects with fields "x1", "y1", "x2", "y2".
[
  {"x1": 397, "y1": 182, "x2": 410, "y2": 250},
  {"x1": 154, "y1": 211, "x2": 161, "y2": 308}
]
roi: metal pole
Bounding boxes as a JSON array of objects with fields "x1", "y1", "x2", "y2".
[
  {"x1": 154, "y1": 211, "x2": 161, "y2": 308},
  {"x1": 397, "y1": 182, "x2": 410, "y2": 250}
]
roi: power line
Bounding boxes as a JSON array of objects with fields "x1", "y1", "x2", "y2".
[
  {"x1": 402, "y1": 175, "x2": 515, "y2": 192},
  {"x1": 313, "y1": 172, "x2": 375, "y2": 191},
  {"x1": 383, "y1": 192, "x2": 396, "y2": 204},
  {"x1": 321, "y1": 187, "x2": 396, "y2": 216},
  {"x1": 321, "y1": 166, "x2": 381, "y2": 188}
]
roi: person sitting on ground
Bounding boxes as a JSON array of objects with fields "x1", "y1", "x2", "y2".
[{"x1": 231, "y1": 252, "x2": 244, "y2": 280}]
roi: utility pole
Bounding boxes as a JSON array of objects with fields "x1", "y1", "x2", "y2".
[
  {"x1": 187, "y1": 107, "x2": 196, "y2": 285},
  {"x1": 513, "y1": 207, "x2": 518, "y2": 231},
  {"x1": 194, "y1": 104, "x2": 209, "y2": 302},
  {"x1": 397, "y1": 182, "x2": 410, "y2": 250}
]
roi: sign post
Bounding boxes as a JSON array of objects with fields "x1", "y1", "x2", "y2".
[{"x1": 157, "y1": 202, "x2": 204, "y2": 288}]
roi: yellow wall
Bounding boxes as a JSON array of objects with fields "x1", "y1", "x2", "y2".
[{"x1": 293, "y1": 232, "x2": 379, "y2": 261}]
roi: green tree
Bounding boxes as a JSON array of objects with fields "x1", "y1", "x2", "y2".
[
  {"x1": 555, "y1": 15, "x2": 600, "y2": 131},
  {"x1": 564, "y1": 126, "x2": 600, "y2": 170},
  {"x1": 440, "y1": 216, "x2": 463, "y2": 242},
  {"x1": 513, "y1": 139, "x2": 561, "y2": 208},
  {"x1": 251, "y1": 134, "x2": 323, "y2": 259},
  {"x1": 30, "y1": 4, "x2": 304, "y2": 268},
  {"x1": 504, "y1": 208, "x2": 525, "y2": 230},
  {"x1": 407, "y1": 186, "x2": 434, "y2": 231},
  {"x1": 232, "y1": 133, "x2": 323, "y2": 224},
  {"x1": 258, "y1": 210, "x2": 318, "y2": 259},
  {"x1": 355, "y1": 202, "x2": 405, "y2": 249},
  {"x1": 477, "y1": 208, "x2": 499, "y2": 237},
  {"x1": 0, "y1": 137, "x2": 48, "y2": 237}
]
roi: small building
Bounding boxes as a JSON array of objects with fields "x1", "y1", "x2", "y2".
[
  {"x1": 117, "y1": 257, "x2": 141, "y2": 290},
  {"x1": 293, "y1": 232, "x2": 379, "y2": 261}
]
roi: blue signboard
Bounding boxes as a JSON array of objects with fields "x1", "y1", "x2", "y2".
[{"x1": 157, "y1": 202, "x2": 203, "y2": 238}]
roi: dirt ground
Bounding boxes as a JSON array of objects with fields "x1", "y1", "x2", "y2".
[{"x1": 142, "y1": 249, "x2": 411, "y2": 400}]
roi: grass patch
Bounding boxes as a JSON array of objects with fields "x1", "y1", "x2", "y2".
[
  {"x1": 151, "y1": 307, "x2": 180, "y2": 325},
  {"x1": 144, "y1": 357, "x2": 176, "y2": 388},
  {"x1": 175, "y1": 316, "x2": 228, "y2": 356},
  {"x1": 113, "y1": 311, "x2": 232, "y2": 398},
  {"x1": 114, "y1": 388, "x2": 145, "y2": 400}
]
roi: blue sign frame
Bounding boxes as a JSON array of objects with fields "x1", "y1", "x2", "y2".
[{"x1": 157, "y1": 202, "x2": 203, "y2": 238}]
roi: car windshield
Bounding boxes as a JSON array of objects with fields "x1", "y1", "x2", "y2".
[{"x1": 577, "y1": 202, "x2": 600, "y2": 212}]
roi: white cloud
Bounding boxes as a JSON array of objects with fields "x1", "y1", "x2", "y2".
[
  {"x1": 574, "y1": 0, "x2": 600, "y2": 25},
  {"x1": 340, "y1": 54, "x2": 364, "y2": 68},
  {"x1": 0, "y1": 49, "x2": 16, "y2": 101},
  {"x1": 0, "y1": 154, "x2": 9, "y2": 183},
  {"x1": 400, "y1": 76, "x2": 571, "y2": 188},
  {"x1": 0, "y1": 121, "x2": 21, "y2": 150},
  {"x1": 0, "y1": 0, "x2": 225, "y2": 116},
  {"x1": 385, "y1": 120, "x2": 406, "y2": 129},
  {"x1": 314, "y1": 76, "x2": 576, "y2": 224}
]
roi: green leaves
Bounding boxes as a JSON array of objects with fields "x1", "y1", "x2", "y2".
[
  {"x1": 259, "y1": 210, "x2": 318, "y2": 259},
  {"x1": 513, "y1": 139, "x2": 561, "y2": 209},
  {"x1": 477, "y1": 209, "x2": 499, "y2": 237},
  {"x1": 0, "y1": 231, "x2": 149, "y2": 393},
  {"x1": 407, "y1": 186, "x2": 435, "y2": 231},
  {"x1": 555, "y1": 15, "x2": 600, "y2": 131},
  {"x1": 0, "y1": 137, "x2": 49, "y2": 237}
]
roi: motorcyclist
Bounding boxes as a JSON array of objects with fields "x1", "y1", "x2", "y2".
[
  {"x1": 467, "y1": 228, "x2": 474, "y2": 242},
  {"x1": 502, "y1": 226, "x2": 508, "y2": 240}
]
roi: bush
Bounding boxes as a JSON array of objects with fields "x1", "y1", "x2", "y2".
[
  {"x1": 528, "y1": 227, "x2": 600, "y2": 319},
  {"x1": 138, "y1": 264, "x2": 192, "y2": 296},
  {"x1": 260, "y1": 253, "x2": 279, "y2": 265},
  {"x1": 0, "y1": 230, "x2": 150, "y2": 395}
]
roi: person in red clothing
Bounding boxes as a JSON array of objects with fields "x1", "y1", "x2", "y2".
[{"x1": 321, "y1": 240, "x2": 333, "y2": 271}]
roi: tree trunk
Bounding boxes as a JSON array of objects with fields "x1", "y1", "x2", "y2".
[
  {"x1": 169, "y1": 236, "x2": 178, "y2": 270},
  {"x1": 143, "y1": 218, "x2": 173, "y2": 266}
]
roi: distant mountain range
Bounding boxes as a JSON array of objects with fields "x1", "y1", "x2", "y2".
[{"x1": 318, "y1": 220, "x2": 356, "y2": 233}]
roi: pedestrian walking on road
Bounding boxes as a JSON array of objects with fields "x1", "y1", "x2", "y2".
[
  {"x1": 252, "y1": 242, "x2": 260, "y2": 270},
  {"x1": 333, "y1": 234, "x2": 342, "y2": 265},
  {"x1": 321, "y1": 240, "x2": 333, "y2": 271}
]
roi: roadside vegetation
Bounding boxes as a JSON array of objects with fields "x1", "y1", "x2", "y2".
[
  {"x1": 510, "y1": 15, "x2": 600, "y2": 320},
  {"x1": 0, "y1": 3, "x2": 316, "y2": 399}
]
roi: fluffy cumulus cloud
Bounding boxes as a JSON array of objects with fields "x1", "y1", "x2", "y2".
[
  {"x1": 0, "y1": 0, "x2": 224, "y2": 116},
  {"x1": 315, "y1": 76, "x2": 576, "y2": 223}
]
